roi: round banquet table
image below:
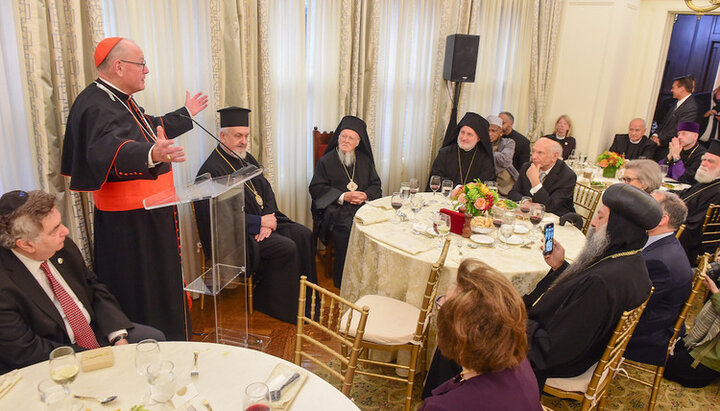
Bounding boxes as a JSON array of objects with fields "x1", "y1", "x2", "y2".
[
  {"x1": 340, "y1": 192, "x2": 587, "y2": 308},
  {"x1": 0, "y1": 342, "x2": 359, "y2": 410}
]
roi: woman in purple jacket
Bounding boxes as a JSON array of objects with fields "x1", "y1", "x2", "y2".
[{"x1": 421, "y1": 260, "x2": 542, "y2": 411}]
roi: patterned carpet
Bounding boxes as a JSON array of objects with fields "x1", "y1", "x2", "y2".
[{"x1": 312, "y1": 359, "x2": 720, "y2": 410}]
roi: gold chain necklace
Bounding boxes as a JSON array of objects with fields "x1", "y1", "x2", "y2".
[
  {"x1": 215, "y1": 148, "x2": 264, "y2": 207},
  {"x1": 337, "y1": 148, "x2": 358, "y2": 191},
  {"x1": 457, "y1": 146, "x2": 477, "y2": 185}
]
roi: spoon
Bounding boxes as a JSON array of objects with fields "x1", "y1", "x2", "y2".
[{"x1": 74, "y1": 394, "x2": 117, "y2": 404}]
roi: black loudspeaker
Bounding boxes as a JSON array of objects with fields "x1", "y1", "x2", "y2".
[{"x1": 443, "y1": 34, "x2": 480, "y2": 82}]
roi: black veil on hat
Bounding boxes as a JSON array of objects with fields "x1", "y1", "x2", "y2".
[
  {"x1": 441, "y1": 112, "x2": 493, "y2": 159},
  {"x1": 708, "y1": 139, "x2": 720, "y2": 157},
  {"x1": 324, "y1": 116, "x2": 375, "y2": 164},
  {"x1": 601, "y1": 184, "x2": 663, "y2": 256}
]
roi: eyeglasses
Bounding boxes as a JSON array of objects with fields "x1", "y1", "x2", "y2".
[
  {"x1": 339, "y1": 134, "x2": 360, "y2": 142},
  {"x1": 120, "y1": 59, "x2": 147, "y2": 69},
  {"x1": 434, "y1": 295, "x2": 446, "y2": 311},
  {"x1": 620, "y1": 177, "x2": 639, "y2": 183}
]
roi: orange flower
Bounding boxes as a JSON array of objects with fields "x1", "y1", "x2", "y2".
[
  {"x1": 474, "y1": 198, "x2": 487, "y2": 210},
  {"x1": 599, "y1": 159, "x2": 608, "y2": 168}
]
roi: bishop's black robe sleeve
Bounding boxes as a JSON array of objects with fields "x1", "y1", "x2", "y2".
[
  {"x1": 365, "y1": 163, "x2": 383, "y2": 201},
  {"x1": 526, "y1": 276, "x2": 614, "y2": 373},
  {"x1": 608, "y1": 136, "x2": 622, "y2": 154},
  {"x1": 522, "y1": 262, "x2": 569, "y2": 309},
  {"x1": 427, "y1": 150, "x2": 449, "y2": 191},
  {"x1": 309, "y1": 159, "x2": 345, "y2": 210}
]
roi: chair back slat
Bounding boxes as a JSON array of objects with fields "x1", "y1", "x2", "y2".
[
  {"x1": 667, "y1": 254, "x2": 709, "y2": 356},
  {"x1": 573, "y1": 184, "x2": 602, "y2": 234},
  {"x1": 675, "y1": 224, "x2": 685, "y2": 239},
  {"x1": 701, "y1": 204, "x2": 720, "y2": 246},
  {"x1": 413, "y1": 239, "x2": 451, "y2": 342}
]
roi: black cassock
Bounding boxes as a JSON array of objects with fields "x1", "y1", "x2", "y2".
[
  {"x1": 608, "y1": 134, "x2": 657, "y2": 160},
  {"x1": 309, "y1": 150, "x2": 382, "y2": 288},
  {"x1": 195, "y1": 147, "x2": 316, "y2": 323},
  {"x1": 428, "y1": 145, "x2": 496, "y2": 189},
  {"x1": 61, "y1": 78, "x2": 191, "y2": 340},
  {"x1": 679, "y1": 179, "x2": 720, "y2": 263}
]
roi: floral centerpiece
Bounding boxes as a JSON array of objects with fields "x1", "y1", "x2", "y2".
[
  {"x1": 450, "y1": 179, "x2": 498, "y2": 216},
  {"x1": 596, "y1": 151, "x2": 626, "y2": 178}
]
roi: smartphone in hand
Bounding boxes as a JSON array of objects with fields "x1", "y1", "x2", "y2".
[{"x1": 543, "y1": 223, "x2": 554, "y2": 255}]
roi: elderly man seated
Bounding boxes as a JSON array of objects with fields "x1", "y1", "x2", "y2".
[
  {"x1": 523, "y1": 184, "x2": 662, "y2": 388},
  {"x1": 609, "y1": 118, "x2": 656, "y2": 160},
  {"x1": 678, "y1": 140, "x2": 720, "y2": 264},
  {"x1": 508, "y1": 137, "x2": 576, "y2": 215},
  {"x1": 0, "y1": 190, "x2": 164, "y2": 373},
  {"x1": 488, "y1": 115, "x2": 518, "y2": 196},
  {"x1": 427, "y1": 112, "x2": 496, "y2": 189},
  {"x1": 624, "y1": 191, "x2": 693, "y2": 366},
  {"x1": 663, "y1": 122, "x2": 706, "y2": 185}
]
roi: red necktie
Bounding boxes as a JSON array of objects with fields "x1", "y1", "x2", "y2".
[{"x1": 40, "y1": 262, "x2": 100, "y2": 349}]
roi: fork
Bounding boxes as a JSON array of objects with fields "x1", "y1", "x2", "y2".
[{"x1": 191, "y1": 351, "x2": 199, "y2": 377}]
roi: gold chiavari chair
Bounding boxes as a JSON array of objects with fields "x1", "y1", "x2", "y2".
[
  {"x1": 340, "y1": 239, "x2": 451, "y2": 411},
  {"x1": 675, "y1": 224, "x2": 685, "y2": 239},
  {"x1": 573, "y1": 183, "x2": 603, "y2": 234},
  {"x1": 618, "y1": 255, "x2": 708, "y2": 411},
  {"x1": 542, "y1": 289, "x2": 654, "y2": 411},
  {"x1": 294, "y1": 275, "x2": 369, "y2": 396},
  {"x1": 701, "y1": 204, "x2": 720, "y2": 252}
]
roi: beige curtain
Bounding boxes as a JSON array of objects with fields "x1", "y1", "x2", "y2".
[
  {"x1": 14, "y1": 0, "x2": 105, "y2": 266},
  {"x1": 528, "y1": 0, "x2": 562, "y2": 141}
]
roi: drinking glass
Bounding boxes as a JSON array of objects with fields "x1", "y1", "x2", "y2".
[
  {"x1": 519, "y1": 197, "x2": 532, "y2": 221},
  {"x1": 147, "y1": 360, "x2": 175, "y2": 403},
  {"x1": 441, "y1": 180, "x2": 453, "y2": 203},
  {"x1": 529, "y1": 203, "x2": 546, "y2": 240},
  {"x1": 400, "y1": 181, "x2": 411, "y2": 203},
  {"x1": 135, "y1": 339, "x2": 161, "y2": 377},
  {"x1": 436, "y1": 214, "x2": 451, "y2": 248},
  {"x1": 244, "y1": 382, "x2": 271, "y2": 411},
  {"x1": 499, "y1": 212, "x2": 515, "y2": 249},
  {"x1": 391, "y1": 192, "x2": 403, "y2": 224},
  {"x1": 659, "y1": 164, "x2": 669, "y2": 177},
  {"x1": 410, "y1": 195, "x2": 423, "y2": 222},
  {"x1": 39, "y1": 378, "x2": 81, "y2": 411},
  {"x1": 49, "y1": 346, "x2": 79, "y2": 394},
  {"x1": 429, "y1": 175, "x2": 441, "y2": 200},
  {"x1": 409, "y1": 178, "x2": 419, "y2": 197},
  {"x1": 485, "y1": 180, "x2": 498, "y2": 192}
]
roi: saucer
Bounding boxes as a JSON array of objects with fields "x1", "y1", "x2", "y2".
[
  {"x1": 500, "y1": 235, "x2": 523, "y2": 245},
  {"x1": 470, "y1": 234, "x2": 494, "y2": 245},
  {"x1": 514, "y1": 225, "x2": 530, "y2": 234}
]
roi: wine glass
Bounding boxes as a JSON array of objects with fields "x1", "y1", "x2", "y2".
[
  {"x1": 244, "y1": 382, "x2": 271, "y2": 411},
  {"x1": 491, "y1": 206, "x2": 504, "y2": 241},
  {"x1": 391, "y1": 192, "x2": 403, "y2": 224},
  {"x1": 135, "y1": 339, "x2": 161, "y2": 376},
  {"x1": 659, "y1": 164, "x2": 669, "y2": 178},
  {"x1": 49, "y1": 346, "x2": 79, "y2": 394},
  {"x1": 436, "y1": 214, "x2": 451, "y2": 248},
  {"x1": 400, "y1": 181, "x2": 411, "y2": 203},
  {"x1": 520, "y1": 197, "x2": 532, "y2": 221},
  {"x1": 429, "y1": 175, "x2": 441, "y2": 200},
  {"x1": 499, "y1": 212, "x2": 515, "y2": 249},
  {"x1": 441, "y1": 180, "x2": 453, "y2": 203},
  {"x1": 409, "y1": 178, "x2": 419, "y2": 197},
  {"x1": 529, "y1": 203, "x2": 546, "y2": 240},
  {"x1": 410, "y1": 195, "x2": 423, "y2": 222}
]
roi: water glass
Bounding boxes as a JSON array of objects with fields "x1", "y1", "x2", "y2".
[
  {"x1": 441, "y1": 180, "x2": 453, "y2": 202},
  {"x1": 410, "y1": 195, "x2": 423, "y2": 222},
  {"x1": 485, "y1": 180, "x2": 498, "y2": 192},
  {"x1": 499, "y1": 212, "x2": 515, "y2": 249},
  {"x1": 135, "y1": 339, "x2": 161, "y2": 376},
  {"x1": 38, "y1": 379, "x2": 80, "y2": 411},
  {"x1": 400, "y1": 182, "x2": 411, "y2": 202},
  {"x1": 660, "y1": 164, "x2": 669, "y2": 177},
  {"x1": 244, "y1": 382, "x2": 271, "y2": 411},
  {"x1": 147, "y1": 360, "x2": 175, "y2": 403}
]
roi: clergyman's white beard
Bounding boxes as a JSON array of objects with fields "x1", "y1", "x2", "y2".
[
  {"x1": 695, "y1": 166, "x2": 720, "y2": 183},
  {"x1": 457, "y1": 139, "x2": 477, "y2": 151},
  {"x1": 338, "y1": 149, "x2": 356, "y2": 167},
  {"x1": 551, "y1": 223, "x2": 610, "y2": 288}
]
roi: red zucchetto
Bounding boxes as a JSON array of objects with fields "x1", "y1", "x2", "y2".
[{"x1": 94, "y1": 37, "x2": 123, "y2": 67}]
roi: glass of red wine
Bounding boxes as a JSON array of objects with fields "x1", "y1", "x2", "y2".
[
  {"x1": 530, "y1": 203, "x2": 545, "y2": 240},
  {"x1": 409, "y1": 177, "x2": 419, "y2": 197},
  {"x1": 244, "y1": 382, "x2": 270, "y2": 411},
  {"x1": 391, "y1": 192, "x2": 403, "y2": 223},
  {"x1": 520, "y1": 196, "x2": 532, "y2": 221},
  {"x1": 491, "y1": 206, "x2": 504, "y2": 242},
  {"x1": 429, "y1": 175, "x2": 441, "y2": 199}
]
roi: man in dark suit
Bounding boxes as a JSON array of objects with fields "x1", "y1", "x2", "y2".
[
  {"x1": 509, "y1": 137, "x2": 576, "y2": 215},
  {"x1": 0, "y1": 190, "x2": 163, "y2": 373},
  {"x1": 608, "y1": 118, "x2": 656, "y2": 160},
  {"x1": 652, "y1": 76, "x2": 699, "y2": 161},
  {"x1": 624, "y1": 191, "x2": 693, "y2": 366},
  {"x1": 499, "y1": 111, "x2": 530, "y2": 172}
]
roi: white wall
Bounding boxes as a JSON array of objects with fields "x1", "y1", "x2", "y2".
[{"x1": 545, "y1": 0, "x2": 706, "y2": 160}]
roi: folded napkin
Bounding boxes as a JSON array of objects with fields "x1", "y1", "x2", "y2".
[
  {"x1": 355, "y1": 207, "x2": 391, "y2": 225},
  {"x1": 365, "y1": 228, "x2": 434, "y2": 255},
  {"x1": 366, "y1": 197, "x2": 393, "y2": 210},
  {"x1": 265, "y1": 363, "x2": 308, "y2": 410},
  {"x1": 0, "y1": 370, "x2": 21, "y2": 399}
]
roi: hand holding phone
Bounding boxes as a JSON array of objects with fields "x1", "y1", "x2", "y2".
[{"x1": 543, "y1": 223, "x2": 554, "y2": 255}]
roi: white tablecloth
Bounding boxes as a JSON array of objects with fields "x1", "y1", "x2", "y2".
[
  {"x1": 340, "y1": 193, "x2": 586, "y2": 307},
  {"x1": 0, "y1": 342, "x2": 358, "y2": 410}
]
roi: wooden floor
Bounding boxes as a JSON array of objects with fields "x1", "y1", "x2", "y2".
[{"x1": 188, "y1": 256, "x2": 338, "y2": 364}]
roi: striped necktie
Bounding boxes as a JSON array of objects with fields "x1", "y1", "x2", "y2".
[
  {"x1": 539, "y1": 171, "x2": 547, "y2": 183},
  {"x1": 40, "y1": 261, "x2": 100, "y2": 349}
]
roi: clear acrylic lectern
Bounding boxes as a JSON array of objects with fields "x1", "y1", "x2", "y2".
[{"x1": 144, "y1": 165, "x2": 269, "y2": 349}]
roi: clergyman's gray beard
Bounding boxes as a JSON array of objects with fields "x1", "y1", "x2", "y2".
[
  {"x1": 551, "y1": 224, "x2": 610, "y2": 288},
  {"x1": 695, "y1": 166, "x2": 720, "y2": 183},
  {"x1": 338, "y1": 149, "x2": 356, "y2": 167},
  {"x1": 457, "y1": 140, "x2": 477, "y2": 151}
]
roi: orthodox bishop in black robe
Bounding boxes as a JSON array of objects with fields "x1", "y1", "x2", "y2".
[
  {"x1": 608, "y1": 134, "x2": 656, "y2": 160},
  {"x1": 427, "y1": 112, "x2": 496, "y2": 189},
  {"x1": 61, "y1": 78, "x2": 198, "y2": 341},
  {"x1": 309, "y1": 116, "x2": 382, "y2": 288},
  {"x1": 195, "y1": 107, "x2": 316, "y2": 324}
]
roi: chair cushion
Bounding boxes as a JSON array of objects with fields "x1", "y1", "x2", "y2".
[
  {"x1": 340, "y1": 295, "x2": 424, "y2": 345},
  {"x1": 545, "y1": 362, "x2": 607, "y2": 393}
]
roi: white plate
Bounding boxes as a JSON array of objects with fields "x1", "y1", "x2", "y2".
[
  {"x1": 500, "y1": 235, "x2": 523, "y2": 245},
  {"x1": 471, "y1": 226, "x2": 493, "y2": 234},
  {"x1": 470, "y1": 234, "x2": 494, "y2": 245},
  {"x1": 514, "y1": 225, "x2": 530, "y2": 234},
  {"x1": 426, "y1": 227, "x2": 438, "y2": 237}
]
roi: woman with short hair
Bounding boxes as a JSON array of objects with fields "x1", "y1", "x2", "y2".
[
  {"x1": 622, "y1": 159, "x2": 663, "y2": 193},
  {"x1": 420, "y1": 260, "x2": 541, "y2": 410}
]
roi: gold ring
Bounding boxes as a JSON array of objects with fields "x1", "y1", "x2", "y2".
[{"x1": 167, "y1": 155, "x2": 172, "y2": 161}]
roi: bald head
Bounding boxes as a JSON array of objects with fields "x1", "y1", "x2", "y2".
[
  {"x1": 531, "y1": 137, "x2": 562, "y2": 170},
  {"x1": 628, "y1": 118, "x2": 646, "y2": 142}
]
